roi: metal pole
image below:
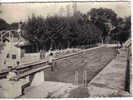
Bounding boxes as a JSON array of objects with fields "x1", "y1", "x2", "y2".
[
  {"x1": 85, "y1": 70, "x2": 87, "y2": 87},
  {"x1": 83, "y1": 70, "x2": 87, "y2": 87},
  {"x1": 74, "y1": 70, "x2": 78, "y2": 86}
]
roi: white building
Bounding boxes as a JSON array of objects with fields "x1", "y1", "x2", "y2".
[
  {"x1": 2, "y1": 41, "x2": 22, "y2": 68},
  {"x1": 0, "y1": 29, "x2": 25, "y2": 68},
  {"x1": 0, "y1": 28, "x2": 41, "y2": 69}
]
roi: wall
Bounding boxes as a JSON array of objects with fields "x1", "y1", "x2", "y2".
[{"x1": 1, "y1": 42, "x2": 21, "y2": 68}]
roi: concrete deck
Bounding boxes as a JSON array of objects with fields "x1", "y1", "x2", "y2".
[
  {"x1": 87, "y1": 48, "x2": 130, "y2": 97},
  {"x1": 21, "y1": 81, "x2": 77, "y2": 98}
]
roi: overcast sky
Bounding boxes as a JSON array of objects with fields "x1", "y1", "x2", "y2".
[{"x1": 0, "y1": 2, "x2": 131, "y2": 24}]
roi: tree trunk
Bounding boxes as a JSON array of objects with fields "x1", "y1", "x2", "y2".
[
  {"x1": 67, "y1": 41, "x2": 70, "y2": 48},
  {"x1": 36, "y1": 42, "x2": 39, "y2": 52},
  {"x1": 120, "y1": 41, "x2": 123, "y2": 48}
]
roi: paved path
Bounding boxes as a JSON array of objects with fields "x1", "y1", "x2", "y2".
[{"x1": 87, "y1": 48, "x2": 130, "y2": 97}]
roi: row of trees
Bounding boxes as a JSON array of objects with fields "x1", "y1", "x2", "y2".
[
  {"x1": 0, "y1": 8, "x2": 21, "y2": 31},
  {"x1": 0, "y1": 18, "x2": 20, "y2": 31},
  {"x1": 0, "y1": 8, "x2": 131, "y2": 51},
  {"x1": 23, "y1": 8, "x2": 131, "y2": 50},
  {"x1": 23, "y1": 14, "x2": 102, "y2": 50}
]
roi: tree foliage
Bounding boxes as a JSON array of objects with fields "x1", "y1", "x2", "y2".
[
  {"x1": 0, "y1": 5, "x2": 9, "y2": 31},
  {"x1": 9, "y1": 22, "x2": 19, "y2": 30},
  {"x1": 111, "y1": 16, "x2": 131, "y2": 46},
  {"x1": 23, "y1": 14, "x2": 102, "y2": 51},
  {"x1": 0, "y1": 18, "x2": 9, "y2": 31},
  {"x1": 88, "y1": 8, "x2": 117, "y2": 41},
  {"x1": 0, "y1": 7, "x2": 131, "y2": 50}
]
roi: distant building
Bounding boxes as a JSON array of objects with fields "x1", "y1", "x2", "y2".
[
  {"x1": 0, "y1": 30, "x2": 22, "y2": 68},
  {"x1": 2, "y1": 41, "x2": 22, "y2": 68},
  {"x1": 72, "y1": 2, "x2": 78, "y2": 16},
  {"x1": 66, "y1": 5, "x2": 70, "y2": 17},
  {"x1": 59, "y1": 6, "x2": 65, "y2": 17}
]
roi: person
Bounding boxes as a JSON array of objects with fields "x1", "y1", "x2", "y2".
[
  {"x1": 40, "y1": 50, "x2": 43, "y2": 59},
  {"x1": 48, "y1": 53, "x2": 55, "y2": 71},
  {"x1": 42, "y1": 50, "x2": 46, "y2": 59}
]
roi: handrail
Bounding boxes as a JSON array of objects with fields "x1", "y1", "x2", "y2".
[
  {"x1": 11, "y1": 65, "x2": 51, "y2": 81},
  {"x1": 16, "y1": 59, "x2": 48, "y2": 70}
]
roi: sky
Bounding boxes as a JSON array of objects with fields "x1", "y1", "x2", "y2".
[{"x1": 0, "y1": 1, "x2": 131, "y2": 24}]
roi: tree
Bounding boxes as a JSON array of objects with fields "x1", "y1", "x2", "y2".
[
  {"x1": 88, "y1": 8, "x2": 117, "y2": 42},
  {"x1": 23, "y1": 11, "x2": 104, "y2": 51},
  {"x1": 23, "y1": 15, "x2": 46, "y2": 51},
  {"x1": 44, "y1": 16, "x2": 69, "y2": 50},
  {"x1": 0, "y1": 4, "x2": 9, "y2": 31},
  {"x1": 0, "y1": 18, "x2": 9, "y2": 31},
  {"x1": 9, "y1": 22, "x2": 19, "y2": 30},
  {"x1": 111, "y1": 16, "x2": 131, "y2": 46}
]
